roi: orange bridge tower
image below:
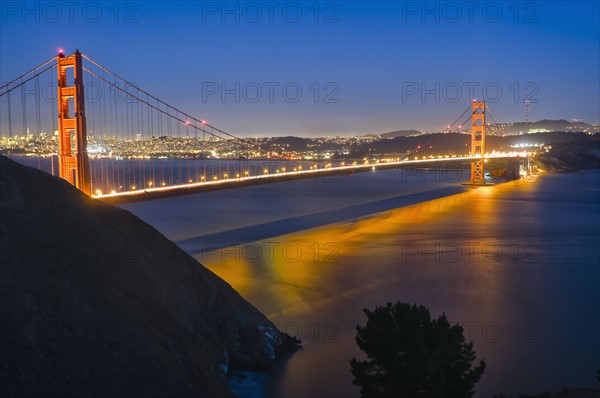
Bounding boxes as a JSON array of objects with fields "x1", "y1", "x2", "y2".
[
  {"x1": 468, "y1": 101, "x2": 487, "y2": 185},
  {"x1": 56, "y1": 50, "x2": 91, "y2": 195}
]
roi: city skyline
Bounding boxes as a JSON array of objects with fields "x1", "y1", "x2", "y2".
[{"x1": 1, "y1": 1, "x2": 599, "y2": 136}]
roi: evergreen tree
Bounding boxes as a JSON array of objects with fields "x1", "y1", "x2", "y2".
[{"x1": 350, "y1": 302, "x2": 486, "y2": 398}]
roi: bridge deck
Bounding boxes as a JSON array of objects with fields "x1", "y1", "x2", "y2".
[{"x1": 97, "y1": 155, "x2": 520, "y2": 204}]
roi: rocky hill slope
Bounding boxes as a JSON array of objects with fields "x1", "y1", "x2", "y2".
[{"x1": 0, "y1": 155, "x2": 296, "y2": 397}]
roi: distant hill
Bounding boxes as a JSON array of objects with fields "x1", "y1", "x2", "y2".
[
  {"x1": 264, "y1": 136, "x2": 345, "y2": 152},
  {"x1": 532, "y1": 138, "x2": 600, "y2": 172},
  {"x1": 501, "y1": 119, "x2": 596, "y2": 135},
  {"x1": 343, "y1": 131, "x2": 598, "y2": 158},
  {"x1": 381, "y1": 130, "x2": 422, "y2": 138},
  {"x1": 265, "y1": 136, "x2": 313, "y2": 151},
  {"x1": 0, "y1": 156, "x2": 296, "y2": 397}
]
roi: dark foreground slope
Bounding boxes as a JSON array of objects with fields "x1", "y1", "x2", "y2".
[{"x1": 0, "y1": 156, "x2": 295, "y2": 397}]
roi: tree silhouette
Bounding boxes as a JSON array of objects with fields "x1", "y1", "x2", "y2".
[{"x1": 350, "y1": 302, "x2": 486, "y2": 398}]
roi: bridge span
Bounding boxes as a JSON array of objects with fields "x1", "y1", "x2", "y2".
[
  {"x1": 1, "y1": 51, "x2": 530, "y2": 204},
  {"x1": 96, "y1": 154, "x2": 524, "y2": 204}
]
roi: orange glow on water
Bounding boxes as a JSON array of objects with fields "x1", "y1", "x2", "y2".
[{"x1": 198, "y1": 179, "x2": 532, "y2": 317}]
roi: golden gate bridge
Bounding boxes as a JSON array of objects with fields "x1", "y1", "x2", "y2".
[{"x1": 0, "y1": 50, "x2": 525, "y2": 202}]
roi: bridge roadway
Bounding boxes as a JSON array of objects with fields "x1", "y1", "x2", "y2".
[{"x1": 97, "y1": 154, "x2": 523, "y2": 204}]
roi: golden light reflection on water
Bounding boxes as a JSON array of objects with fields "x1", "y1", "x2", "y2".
[
  {"x1": 199, "y1": 178, "x2": 536, "y2": 317},
  {"x1": 196, "y1": 173, "x2": 600, "y2": 396}
]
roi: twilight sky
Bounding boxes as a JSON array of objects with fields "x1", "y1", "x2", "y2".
[{"x1": 1, "y1": 1, "x2": 598, "y2": 137}]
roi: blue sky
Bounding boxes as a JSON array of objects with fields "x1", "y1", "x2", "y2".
[{"x1": 1, "y1": 1, "x2": 598, "y2": 136}]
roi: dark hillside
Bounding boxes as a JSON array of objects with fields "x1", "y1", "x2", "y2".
[{"x1": 0, "y1": 155, "x2": 294, "y2": 397}]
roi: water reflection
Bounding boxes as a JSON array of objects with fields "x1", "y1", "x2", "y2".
[{"x1": 200, "y1": 172, "x2": 599, "y2": 397}]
